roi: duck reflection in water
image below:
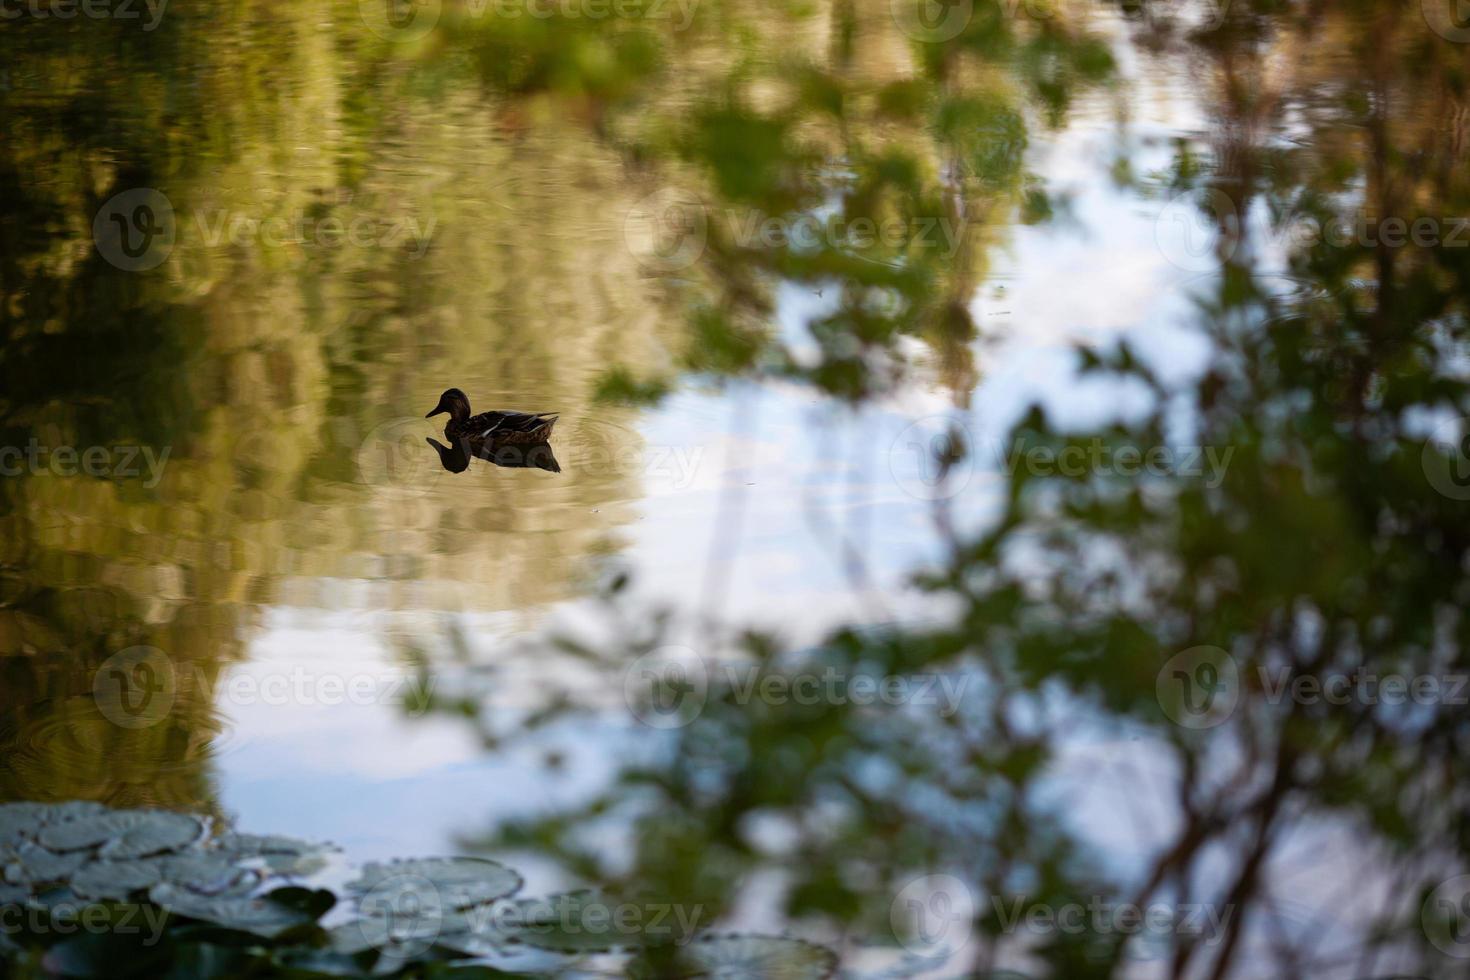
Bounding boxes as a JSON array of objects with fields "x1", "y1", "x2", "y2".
[{"x1": 426, "y1": 436, "x2": 561, "y2": 473}]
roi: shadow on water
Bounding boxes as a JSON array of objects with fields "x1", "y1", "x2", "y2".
[{"x1": 426, "y1": 436, "x2": 562, "y2": 474}]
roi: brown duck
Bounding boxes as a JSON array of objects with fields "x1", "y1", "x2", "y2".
[{"x1": 425, "y1": 388, "x2": 559, "y2": 445}]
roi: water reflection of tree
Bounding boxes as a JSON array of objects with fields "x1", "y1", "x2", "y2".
[
  {"x1": 452, "y1": 4, "x2": 1470, "y2": 980},
  {"x1": 0, "y1": 3, "x2": 682, "y2": 812}
]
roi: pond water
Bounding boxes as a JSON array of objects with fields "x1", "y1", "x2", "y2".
[{"x1": 3, "y1": 0, "x2": 1469, "y2": 976}]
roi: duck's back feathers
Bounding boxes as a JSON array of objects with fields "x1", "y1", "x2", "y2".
[{"x1": 460, "y1": 410, "x2": 559, "y2": 444}]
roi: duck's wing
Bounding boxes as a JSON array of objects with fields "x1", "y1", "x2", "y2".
[{"x1": 471, "y1": 410, "x2": 558, "y2": 438}]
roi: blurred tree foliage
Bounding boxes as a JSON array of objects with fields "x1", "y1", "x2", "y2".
[{"x1": 447, "y1": 1, "x2": 1470, "y2": 978}]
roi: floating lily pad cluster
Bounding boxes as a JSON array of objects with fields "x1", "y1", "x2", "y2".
[{"x1": 0, "y1": 802, "x2": 837, "y2": 978}]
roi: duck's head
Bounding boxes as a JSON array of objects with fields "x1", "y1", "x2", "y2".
[{"x1": 426, "y1": 388, "x2": 471, "y2": 421}]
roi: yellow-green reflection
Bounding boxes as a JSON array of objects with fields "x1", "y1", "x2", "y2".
[{"x1": 0, "y1": 0, "x2": 1097, "y2": 816}]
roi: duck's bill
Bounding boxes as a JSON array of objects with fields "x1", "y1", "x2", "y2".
[{"x1": 425, "y1": 408, "x2": 445, "y2": 418}]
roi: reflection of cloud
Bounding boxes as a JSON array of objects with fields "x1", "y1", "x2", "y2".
[
  {"x1": 223, "y1": 702, "x2": 481, "y2": 782},
  {"x1": 216, "y1": 627, "x2": 481, "y2": 781},
  {"x1": 219, "y1": 714, "x2": 648, "y2": 862}
]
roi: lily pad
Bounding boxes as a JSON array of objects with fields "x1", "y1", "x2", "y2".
[
  {"x1": 348, "y1": 857, "x2": 521, "y2": 913},
  {"x1": 40, "y1": 802, "x2": 109, "y2": 824},
  {"x1": 156, "y1": 853, "x2": 259, "y2": 897},
  {"x1": 634, "y1": 934, "x2": 838, "y2": 980},
  {"x1": 39, "y1": 809, "x2": 204, "y2": 859},
  {"x1": 68, "y1": 851, "x2": 255, "y2": 902},
  {"x1": 4, "y1": 842, "x2": 90, "y2": 884},
  {"x1": 217, "y1": 833, "x2": 335, "y2": 877},
  {"x1": 0, "y1": 804, "x2": 48, "y2": 845},
  {"x1": 328, "y1": 910, "x2": 476, "y2": 955},
  {"x1": 148, "y1": 883, "x2": 313, "y2": 938},
  {"x1": 24, "y1": 886, "x2": 83, "y2": 914},
  {"x1": 69, "y1": 860, "x2": 164, "y2": 900},
  {"x1": 496, "y1": 891, "x2": 648, "y2": 953}
]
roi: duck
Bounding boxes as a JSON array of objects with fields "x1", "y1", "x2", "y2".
[{"x1": 425, "y1": 388, "x2": 559, "y2": 446}]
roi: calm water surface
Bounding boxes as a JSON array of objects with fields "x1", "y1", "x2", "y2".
[
  {"x1": 0, "y1": 2, "x2": 1303, "y2": 842},
  {"x1": 3, "y1": 1, "x2": 1466, "y2": 972}
]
